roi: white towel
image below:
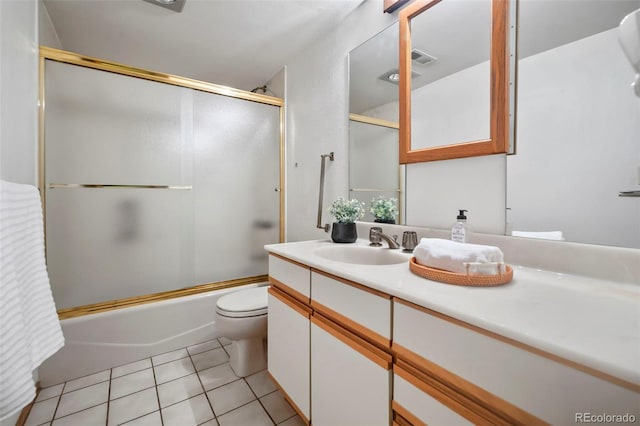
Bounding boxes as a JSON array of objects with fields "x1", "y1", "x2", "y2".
[
  {"x1": 0, "y1": 180, "x2": 64, "y2": 421},
  {"x1": 414, "y1": 238, "x2": 504, "y2": 274},
  {"x1": 511, "y1": 230, "x2": 565, "y2": 241}
]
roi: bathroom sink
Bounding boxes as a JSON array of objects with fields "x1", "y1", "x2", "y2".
[{"x1": 314, "y1": 245, "x2": 409, "y2": 265}]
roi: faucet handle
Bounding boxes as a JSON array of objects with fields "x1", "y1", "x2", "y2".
[
  {"x1": 369, "y1": 227, "x2": 382, "y2": 246},
  {"x1": 402, "y1": 231, "x2": 418, "y2": 253}
]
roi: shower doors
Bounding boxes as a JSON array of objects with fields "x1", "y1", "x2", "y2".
[{"x1": 41, "y1": 50, "x2": 282, "y2": 312}]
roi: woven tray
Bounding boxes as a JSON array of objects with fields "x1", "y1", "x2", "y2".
[{"x1": 409, "y1": 257, "x2": 513, "y2": 287}]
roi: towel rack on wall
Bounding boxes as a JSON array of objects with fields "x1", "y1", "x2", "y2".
[{"x1": 316, "y1": 152, "x2": 335, "y2": 232}]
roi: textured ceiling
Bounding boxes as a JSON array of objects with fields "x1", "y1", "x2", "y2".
[{"x1": 43, "y1": 0, "x2": 363, "y2": 92}]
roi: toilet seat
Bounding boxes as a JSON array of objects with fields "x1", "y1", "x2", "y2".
[{"x1": 216, "y1": 286, "x2": 269, "y2": 318}]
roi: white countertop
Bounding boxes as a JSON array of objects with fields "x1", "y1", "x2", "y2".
[{"x1": 265, "y1": 238, "x2": 640, "y2": 387}]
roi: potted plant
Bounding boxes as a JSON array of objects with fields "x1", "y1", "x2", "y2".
[
  {"x1": 328, "y1": 197, "x2": 365, "y2": 243},
  {"x1": 370, "y1": 196, "x2": 398, "y2": 224}
]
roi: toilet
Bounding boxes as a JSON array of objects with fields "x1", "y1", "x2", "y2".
[{"x1": 215, "y1": 286, "x2": 269, "y2": 377}]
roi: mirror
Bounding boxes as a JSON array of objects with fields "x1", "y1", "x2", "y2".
[
  {"x1": 507, "y1": 0, "x2": 640, "y2": 249},
  {"x1": 399, "y1": 0, "x2": 511, "y2": 163},
  {"x1": 349, "y1": 23, "x2": 403, "y2": 224}
]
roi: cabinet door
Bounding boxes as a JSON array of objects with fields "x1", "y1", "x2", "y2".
[
  {"x1": 311, "y1": 314, "x2": 391, "y2": 426},
  {"x1": 268, "y1": 287, "x2": 310, "y2": 422}
]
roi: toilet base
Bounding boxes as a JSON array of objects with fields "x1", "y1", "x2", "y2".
[{"x1": 228, "y1": 337, "x2": 267, "y2": 377}]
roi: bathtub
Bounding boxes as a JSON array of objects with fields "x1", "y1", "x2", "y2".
[{"x1": 38, "y1": 283, "x2": 266, "y2": 387}]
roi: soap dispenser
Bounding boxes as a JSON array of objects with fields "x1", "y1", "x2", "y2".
[{"x1": 451, "y1": 209, "x2": 471, "y2": 243}]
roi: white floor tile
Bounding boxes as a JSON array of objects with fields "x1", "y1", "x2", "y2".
[
  {"x1": 152, "y1": 348, "x2": 189, "y2": 366},
  {"x1": 198, "y1": 363, "x2": 240, "y2": 391},
  {"x1": 217, "y1": 400, "x2": 273, "y2": 426},
  {"x1": 260, "y1": 390, "x2": 296, "y2": 424},
  {"x1": 207, "y1": 379, "x2": 255, "y2": 416},
  {"x1": 187, "y1": 340, "x2": 221, "y2": 355},
  {"x1": 55, "y1": 381, "x2": 109, "y2": 419},
  {"x1": 157, "y1": 373, "x2": 203, "y2": 408},
  {"x1": 121, "y1": 410, "x2": 162, "y2": 426},
  {"x1": 200, "y1": 419, "x2": 219, "y2": 426},
  {"x1": 161, "y1": 394, "x2": 214, "y2": 426},
  {"x1": 278, "y1": 415, "x2": 306, "y2": 426},
  {"x1": 246, "y1": 370, "x2": 278, "y2": 398},
  {"x1": 112, "y1": 358, "x2": 152, "y2": 379},
  {"x1": 25, "y1": 396, "x2": 59, "y2": 426},
  {"x1": 153, "y1": 358, "x2": 195, "y2": 384},
  {"x1": 218, "y1": 337, "x2": 232, "y2": 346},
  {"x1": 36, "y1": 383, "x2": 64, "y2": 402},
  {"x1": 63, "y1": 370, "x2": 110, "y2": 393},
  {"x1": 191, "y1": 347, "x2": 229, "y2": 371},
  {"x1": 51, "y1": 403, "x2": 107, "y2": 426},
  {"x1": 110, "y1": 368, "x2": 155, "y2": 400},
  {"x1": 108, "y1": 388, "x2": 159, "y2": 426}
]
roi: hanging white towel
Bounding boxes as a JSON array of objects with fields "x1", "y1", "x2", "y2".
[
  {"x1": 413, "y1": 238, "x2": 504, "y2": 274},
  {"x1": 0, "y1": 180, "x2": 64, "y2": 422}
]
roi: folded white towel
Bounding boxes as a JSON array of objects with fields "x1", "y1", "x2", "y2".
[
  {"x1": 511, "y1": 230, "x2": 564, "y2": 241},
  {"x1": 413, "y1": 238, "x2": 504, "y2": 274},
  {"x1": 0, "y1": 180, "x2": 64, "y2": 422}
]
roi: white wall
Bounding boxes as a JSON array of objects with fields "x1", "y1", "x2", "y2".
[
  {"x1": 0, "y1": 0, "x2": 38, "y2": 186},
  {"x1": 38, "y1": 0, "x2": 62, "y2": 49}
]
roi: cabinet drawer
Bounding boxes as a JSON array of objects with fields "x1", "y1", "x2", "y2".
[
  {"x1": 393, "y1": 299, "x2": 639, "y2": 424},
  {"x1": 311, "y1": 270, "x2": 391, "y2": 349},
  {"x1": 394, "y1": 366, "x2": 472, "y2": 426},
  {"x1": 268, "y1": 254, "x2": 311, "y2": 302}
]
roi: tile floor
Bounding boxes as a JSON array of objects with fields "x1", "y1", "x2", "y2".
[{"x1": 26, "y1": 337, "x2": 304, "y2": 426}]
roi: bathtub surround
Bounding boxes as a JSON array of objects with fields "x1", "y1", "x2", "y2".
[{"x1": 0, "y1": 181, "x2": 64, "y2": 422}]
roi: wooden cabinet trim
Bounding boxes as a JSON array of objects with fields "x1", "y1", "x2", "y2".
[
  {"x1": 312, "y1": 268, "x2": 392, "y2": 300},
  {"x1": 269, "y1": 253, "x2": 311, "y2": 271},
  {"x1": 394, "y1": 297, "x2": 640, "y2": 392},
  {"x1": 311, "y1": 313, "x2": 392, "y2": 370},
  {"x1": 267, "y1": 371, "x2": 310, "y2": 426},
  {"x1": 268, "y1": 286, "x2": 311, "y2": 318},
  {"x1": 393, "y1": 345, "x2": 547, "y2": 426},
  {"x1": 268, "y1": 277, "x2": 310, "y2": 305},
  {"x1": 391, "y1": 401, "x2": 427, "y2": 426},
  {"x1": 311, "y1": 299, "x2": 390, "y2": 351}
]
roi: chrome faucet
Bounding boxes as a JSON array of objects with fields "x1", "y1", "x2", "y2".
[{"x1": 369, "y1": 227, "x2": 400, "y2": 249}]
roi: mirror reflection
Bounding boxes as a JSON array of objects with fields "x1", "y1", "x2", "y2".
[
  {"x1": 507, "y1": 0, "x2": 640, "y2": 248},
  {"x1": 410, "y1": 0, "x2": 491, "y2": 150},
  {"x1": 349, "y1": 23, "x2": 403, "y2": 224}
]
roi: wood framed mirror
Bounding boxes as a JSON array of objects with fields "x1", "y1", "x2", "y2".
[{"x1": 399, "y1": 0, "x2": 510, "y2": 163}]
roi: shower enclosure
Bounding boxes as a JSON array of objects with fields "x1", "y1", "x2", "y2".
[{"x1": 40, "y1": 48, "x2": 283, "y2": 315}]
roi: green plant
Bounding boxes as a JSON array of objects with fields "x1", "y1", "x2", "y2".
[
  {"x1": 370, "y1": 196, "x2": 398, "y2": 221},
  {"x1": 329, "y1": 197, "x2": 365, "y2": 223}
]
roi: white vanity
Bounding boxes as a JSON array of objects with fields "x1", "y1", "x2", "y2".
[{"x1": 265, "y1": 225, "x2": 640, "y2": 426}]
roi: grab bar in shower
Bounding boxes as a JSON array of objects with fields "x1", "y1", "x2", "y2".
[
  {"x1": 316, "y1": 152, "x2": 335, "y2": 232},
  {"x1": 49, "y1": 184, "x2": 193, "y2": 190}
]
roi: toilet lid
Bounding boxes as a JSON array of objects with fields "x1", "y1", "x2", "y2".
[{"x1": 216, "y1": 286, "x2": 269, "y2": 317}]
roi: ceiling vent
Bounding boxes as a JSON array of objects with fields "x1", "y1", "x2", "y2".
[
  {"x1": 411, "y1": 49, "x2": 437, "y2": 65},
  {"x1": 142, "y1": 0, "x2": 186, "y2": 13}
]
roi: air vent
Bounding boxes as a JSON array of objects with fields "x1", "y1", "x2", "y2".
[{"x1": 411, "y1": 49, "x2": 437, "y2": 65}]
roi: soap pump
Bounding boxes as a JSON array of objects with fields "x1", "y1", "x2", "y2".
[{"x1": 451, "y1": 209, "x2": 471, "y2": 243}]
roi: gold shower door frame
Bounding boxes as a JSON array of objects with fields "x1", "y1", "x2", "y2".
[{"x1": 39, "y1": 47, "x2": 285, "y2": 319}]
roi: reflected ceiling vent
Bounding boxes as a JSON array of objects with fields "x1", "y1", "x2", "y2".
[
  {"x1": 378, "y1": 69, "x2": 421, "y2": 85},
  {"x1": 412, "y1": 49, "x2": 437, "y2": 65},
  {"x1": 142, "y1": 0, "x2": 186, "y2": 13}
]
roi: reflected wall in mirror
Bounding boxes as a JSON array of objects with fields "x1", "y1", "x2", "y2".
[
  {"x1": 349, "y1": 23, "x2": 404, "y2": 224},
  {"x1": 399, "y1": 0, "x2": 511, "y2": 163},
  {"x1": 507, "y1": 0, "x2": 640, "y2": 248}
]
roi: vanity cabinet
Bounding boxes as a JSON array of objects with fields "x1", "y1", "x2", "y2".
[
  {"x1": 267, "y1": 255, "x2": 311, "y2": 424},
  {"x1": 392, "y1": 298, "x2": 639, "y2": 425}
]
